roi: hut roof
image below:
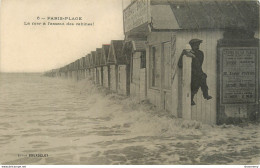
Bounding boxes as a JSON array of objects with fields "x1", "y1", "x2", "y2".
[
  {"x1": 100, "y1": 44, "x2": 110, "y2": 66},
  {"x1": 150, "y1": 0, "x2": 259, "y2": 30},
  {"x1": 107, "y1": 40, "x2": 125, "y2": 65}
]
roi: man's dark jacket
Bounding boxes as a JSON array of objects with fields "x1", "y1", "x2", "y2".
[{"x1": 178, "y1": 49, "x2": 205, "y2": 77}]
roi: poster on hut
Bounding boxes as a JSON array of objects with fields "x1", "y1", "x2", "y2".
[{"x1": 0, "y1": 0, "x2": 260, "y2": 167}]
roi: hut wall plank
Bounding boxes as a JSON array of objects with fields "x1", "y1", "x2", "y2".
[
  {"x1": 171, "y1": 72, "x2": 179, "y2": 117},
  {"x1": 182, "y1": 55, "x2": 192, "y2": 120}
]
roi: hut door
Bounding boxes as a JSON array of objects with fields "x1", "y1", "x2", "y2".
[{"x1": 162, "y1": 42, "x2": 172, "y2": 111}]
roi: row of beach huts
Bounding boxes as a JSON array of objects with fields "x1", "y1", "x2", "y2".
[
  {"x1": 44, "y1": 0, "x2": 260, "y2": 125},
  {"x1": 44, "y1": 40, "x2": 145, "y2": 100}
]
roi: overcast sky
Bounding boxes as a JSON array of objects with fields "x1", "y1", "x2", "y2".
[{"x1": 0, "y1": 0, "x2": 131, "y2": 72}]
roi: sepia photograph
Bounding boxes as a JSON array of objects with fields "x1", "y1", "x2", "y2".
[{"x1": 0, "y1": 0, "x2": 259, "y2": 166}]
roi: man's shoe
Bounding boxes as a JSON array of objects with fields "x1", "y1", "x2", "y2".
[
  {"x1": 191, "y1": 100, "x2": 196, "y2": 106},
  {"x1": 205, "y1": 96, "x2": 212, "y2": 100}
]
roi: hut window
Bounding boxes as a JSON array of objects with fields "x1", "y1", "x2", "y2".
[
  {"x1": 140, "y1": 51, "x2": 146, "y2": 69},
  {"x1": 151, "y1": 46, "x2": 160, "y2": 88}
]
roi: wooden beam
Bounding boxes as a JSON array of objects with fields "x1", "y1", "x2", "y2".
[{"x1": 182, "y1": 54, "x2": 192, "y2": 120}]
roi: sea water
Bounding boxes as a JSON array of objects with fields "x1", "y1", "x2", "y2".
[{"x1": 0, "y1": 73, "x2": 259, "y2": 165}]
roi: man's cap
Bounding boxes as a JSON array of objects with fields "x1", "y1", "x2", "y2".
[{"x1": 189, "y1": 39, "x2": 203, "y2": 45}]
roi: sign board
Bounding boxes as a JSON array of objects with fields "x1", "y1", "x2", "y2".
[
  {"x1": 123, "y1": 0, "x2": 149, "y2": 33},
  {"x1": 220, "y1": 47, "x2": 258, "y2": 104}
]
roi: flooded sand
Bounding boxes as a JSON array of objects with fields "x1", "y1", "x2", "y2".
[{"x1": 0, "y1": 73, "x2": 259, "y2": 165}]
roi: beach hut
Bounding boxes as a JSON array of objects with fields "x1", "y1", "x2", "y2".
[
  {"x1": 65, "y1": 65, "x2": 69, "y2": 78},
  {"x1": 68, "y1": 63, "x2": 73, "y2": 79},
  {"x1": 107, "y1": 40, "x2": 124, "y2": 93},
  {"x1": 81, "y1": 57, "x2": 86, "y2": 79},
  {"x1": 78, "y1": 57, "x2": 85, "y2": 80},
  {"x1": 122, "y1": 41, "x2": 147, "y2": 101},
  {"x1": 72, "y1": 60, "x2": 79, "y2": 81},
  {"x1": 90, "y1": 51, "x2": 97, "y2": 83},
  {"x1": 101, "y1": 44, "x2": 111, "y2": 89},
  {"x1": 84, "y1": 54, "x2": 89, "y2": 79},
  {"x1": 82, "y1": 56, "x2": 86, "y2": 79},
  {"x1": 123, "y1": 0, "x2": 259, "y2": 124},
  {"x1": 59, "y1": 66, "x2": 67, "y2": 78},
  {"x1": 96, "y1": 48, "x2": 102, "y2": 85},
  {"x1": 70, "y1": 62, "x2": 75, "y2": 79},
  {"x1": 87, "y1": 54, "x2": 92, "y2": 79}
]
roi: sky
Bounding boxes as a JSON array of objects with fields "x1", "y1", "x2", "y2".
[{"x1": 0, "y1": 0, "x2": 131, "y2": 72}]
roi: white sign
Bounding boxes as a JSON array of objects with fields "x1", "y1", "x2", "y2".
[{"x1": 123, "y1": 0, "x2": 149, "y2": 33}]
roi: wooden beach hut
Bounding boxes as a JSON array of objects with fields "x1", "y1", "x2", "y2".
[
  {"x1": 73, "y1": 60, "x2": 80, "y2": 81},
  {"x1": 89, "y1": 51, "x2": 96, "y2": 82},
  {"x1": 96, "y1": 48, "x2": 102, "y2": 85},
  {"x1": 59, "y1": 66, "x2": 67, "y2": 78},
  {"x1": 122, "y1": 41, "x2": 147, "y2": 101},
  {"x1": 101, "y1": 44, "x2": 111, "y2": 89},
  {"x1": 107, "y1": 40, "x2": 124, "y2": 93},
  {"x1": 68, "y1": 63, "x2": 73, "y2": 79},
  {"x1": 123, "y1": 0, "x2": 259, "y2": 124},
  {"x1": 64, "y1": 65, "x2": 69, "y2": 78},
  {"x1": 87, "y1": 54, "x2": 92, "y2": 78},
  {"x1": 78, "y1": 57, "x2": 85, "y2": 80},
  {"x1": 71, "y1": 62, "x2": 75, "y2": 80},
  {"x1": 84, "y1": 54, "x2": 89, "y2": 79}
]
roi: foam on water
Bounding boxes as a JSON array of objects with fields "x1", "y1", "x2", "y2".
[{"x1": 0, "y1": 73, "x2": 259, "y2": 165}]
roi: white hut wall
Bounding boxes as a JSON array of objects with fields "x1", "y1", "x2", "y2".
[
  {"x1": 85, "y1": 69, "x2": 90, "y2": 79},
  {"x1": 103, "y1": 66, "x2": 109, "y2": 89},
  {"x1": 96, "y1": 67, "x2": 102, "y2": 85},
  {"x1": 147, "y1": 32, "x2": 173, "y2": 111},
  {"x1": 118, "y1": 65, "x2": 127, "y2": 95},
  {"x1": 93, "y1": 68, "x2": 96, "y2": 84},
  {"x1": 110, "y1": 65, "x2": 118, "y2": 92},
  {"x1": 130, "y1": 51, "x2": 147, "y2": 102},
  {"x1": 258, "y1": 30, "x2": 260, "y2": 116},
  {"x1": 89, "y1": 68, "x2": 94, "y2": 81}
]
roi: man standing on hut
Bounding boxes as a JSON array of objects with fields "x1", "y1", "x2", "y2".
[{"x1": 178, "y1": 39, "x2": 212, "y2": 105}]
